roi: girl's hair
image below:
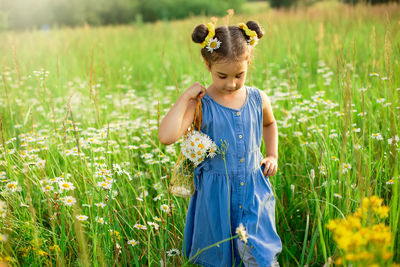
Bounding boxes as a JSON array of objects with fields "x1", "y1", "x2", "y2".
[{"x1": 191, "y1": 21, "x2": 264, "y2": 65}]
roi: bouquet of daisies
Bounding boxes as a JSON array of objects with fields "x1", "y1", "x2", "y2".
[
  {"x1": 181, "y1": 130, "x2": 217, "y2": 166},
  {"x1": 169, "y1": 100, "x2": 217, "y2": 198}
]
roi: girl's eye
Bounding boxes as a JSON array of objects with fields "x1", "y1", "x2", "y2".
[
  {"x1": 236, "y1": 75, "x2": 242, "y2": 78},
  {"x1": 218, "y1": 76, "x2": 226, "y2": 79}
]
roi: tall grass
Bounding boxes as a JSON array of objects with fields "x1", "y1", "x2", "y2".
[{"x1": 0, "y1": 2, "x2": 399, "y2": 266}]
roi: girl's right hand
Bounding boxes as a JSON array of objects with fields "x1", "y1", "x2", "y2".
[{"x1": 182, "y1": 82, "x2": 207, "y2": 101}]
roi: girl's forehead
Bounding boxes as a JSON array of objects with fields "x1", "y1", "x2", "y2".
[{"x1": 212, "y1": 59, "x2": 248, "y2": 73}]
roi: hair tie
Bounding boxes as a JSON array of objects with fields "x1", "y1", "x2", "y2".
[
  {"x1": 200, "y1": 23, "x2": 221, "y2": 53},
  {"x1": 238, "y1": 23, "x2": 258, "y2": 47}
]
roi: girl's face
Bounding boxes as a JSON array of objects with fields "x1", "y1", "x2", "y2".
[{"x1": 206, "y1": 59, "x2": 248, "y2": 95}]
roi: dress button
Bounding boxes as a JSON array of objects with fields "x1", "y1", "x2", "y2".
[
  {"x1": 240, "y1": 182, "x2": 244, "y2": 186},
  {"x1": 239, "y1": 205, "x2": 242, "y2": 209},
  {"x1": 238, "y1": 134, "x2": 243, "y2": 139},
  {"x1": 240, "y1": 158, "x2": 244, "y2": 163},
  {"x1": 251, "y1": 245, "x2": 254, "y2": 249},
  {"x1": 236, "y1": 112, "x2": 241, "y2": 116}
]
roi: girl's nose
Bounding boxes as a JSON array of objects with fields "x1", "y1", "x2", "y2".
[{"x1": 226, "y1": 80, "x2": 236, "y2": 89}]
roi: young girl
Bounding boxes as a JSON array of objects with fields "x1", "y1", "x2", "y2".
[{"x1": 159, "y1": 21, "x2": 282, "y2": 267}]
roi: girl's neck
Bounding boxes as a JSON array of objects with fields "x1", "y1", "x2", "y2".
[{"x1": 206, "y1": 85, "x2": 247, "y2": 110}]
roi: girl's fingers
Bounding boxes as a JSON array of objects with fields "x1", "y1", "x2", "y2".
[
  {"x1": 269, "y1": 165, "x2": 277, "y2": 177},
  {"x1": 263, "y1": 162, "x2": 271, "y2": 176}
]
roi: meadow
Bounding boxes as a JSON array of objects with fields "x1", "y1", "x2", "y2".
[{"x1": 0, "y1": 2, "x2": 399, "y2": 266}]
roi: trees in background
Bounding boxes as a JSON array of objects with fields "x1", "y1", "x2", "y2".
[{"x1": 0, "y1": 0, "x2": 244, "y2": 30}]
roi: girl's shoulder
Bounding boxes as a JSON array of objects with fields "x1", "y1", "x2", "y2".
[{"x1": 245, "y1": 85, "x2": 263, "y2": 107}]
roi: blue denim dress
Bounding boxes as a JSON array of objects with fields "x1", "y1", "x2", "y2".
[{"x1": 183, "y1": 86, "x2": 282, "y2": 266}]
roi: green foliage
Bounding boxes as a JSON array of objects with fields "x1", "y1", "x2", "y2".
[
  {"x1": 0, "y1": 3, "x2": 399, "y2": 266},
  {"x1": 138, "y1": 0, "x2": 244, "y2": 21},
  {"x1": 0, "y1": 0, "x2": 244, "y2": 30}
]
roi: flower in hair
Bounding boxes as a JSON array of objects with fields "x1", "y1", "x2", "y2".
[
  {"x1": 206, "y1": 38, "x2": 221, "y2": 53},
  {"x1": 238, "y1": 23, "x2": 258, "y2": 47},
  {"x1": 200, "y1": 22, "x2": 221, "y2": 52},
  {"x1": 248, "y1": 36, "x2": 258, "y2": 47}
]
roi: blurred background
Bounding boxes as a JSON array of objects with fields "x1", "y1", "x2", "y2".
[{"x1": 0, "y1": 0, "x2": 396, "y2": 31}]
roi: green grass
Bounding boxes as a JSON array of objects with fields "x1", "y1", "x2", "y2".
[{"x1": 0, "y1": 2, "x2": 399, "y2": 266}]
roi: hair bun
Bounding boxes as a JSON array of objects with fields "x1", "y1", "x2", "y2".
[
  {"x1": 192, "y1": 24, "x2": 209, "y2": 44},
  {"x1": 246, "y1": 21, "x2": 264, "y2": 39}
]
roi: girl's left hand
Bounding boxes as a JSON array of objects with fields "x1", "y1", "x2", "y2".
[{"x1": 260, "y1": 156, "x2": 278, "y2": 177}]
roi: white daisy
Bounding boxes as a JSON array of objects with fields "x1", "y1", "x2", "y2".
[
  {"x1": 206, "y1": 38, "x2": 221, "y2": 53},
  {"x1": 235, "y1": 223, "x2": 248, "y2": 243},
  {"x1": 160, "y1": 204, "x2": 170, "y2": 213},
  {"x1": 248, "y1": 36, "x2": 258, "y2": 47},
  {"x1": 58, "y1": 181, "x2": 75, "y2": 191},
  {"x1": 62, "y1": 196, "x2": 76, "y2": 206},
  {"x1": 76, "y1": 215, "x2": 88, "y2": 221},
  {"x1": 127, "y1": 239, "x2": 138, "y2": 247}
]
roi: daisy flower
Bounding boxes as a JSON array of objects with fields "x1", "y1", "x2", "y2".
[
  {"x1": 95, "y1": 202, "x2": 106, "y2": 208},
  {"x1": 62, "y1": 196, "x2": 76, "y2": 206},
  {"x1": 166, "y1": 248, "x2": 180, "y2": 257},
  {"x1": 206, "y1": 38, "x2": 221, "y2": 53},
  {"x1": 342, "y1": 163, "x2": 352, "y2": 173},
  {"x1": 333, "y1": 193, "x2": 343, "y2": 199},
  {"x1": 76, "y1": 215, "x2": 88, "y2": 221},
  {"x1": 160, "y1": 204, "x2": 170, "y2": 213},
  {"x1": 5, "y1": 181, "x2": 22, "y2": 192},
  {"x1": 371, "y1": 133, "x2": 383, "y2": 140},
  {"x1": 97, "y1": 180, "x2": 112, "y2": 190},
  {"x1": 134, "y1": 223, "x2": 147, "y2": 230},
  {"x1": 248, "y1": 36, "x2": 258, "y2": 47},
  {"x1": 96, "y1": 217, "x2": 106, "y2": 224},
  {"x1": 58, "y1": 181, "x2": 75, "y2": 191},
  {"x1": 127, "y1": 239, "x2": 138, "y2": 247},
  {"x1": 235, "y1": 223, "x2": 248, "y2": 243}
]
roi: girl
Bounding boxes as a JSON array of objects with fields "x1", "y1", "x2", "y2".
[{"x1": 158, "y1": 21, "x2": 282, "y2": 267}]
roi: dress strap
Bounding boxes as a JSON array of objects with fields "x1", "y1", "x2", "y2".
[{"x1": 249, "y1": 87, "x2": 263, "y2": 111}]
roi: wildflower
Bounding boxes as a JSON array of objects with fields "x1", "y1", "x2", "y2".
[
  {"x1": 160, "y1": 204, "x2": 170, "y2": 213},
  {"x1": 95, "y1": 202, "x2": 106, "y2": 208},
  {"x1": 371, "y1": 133, "x2": 383, "y2": 140},
  {"x1": 206, "y1": 38, "x2": 222, "y2": 53},
  {"x1": 76, "y1": 215, "x2": 88, "y2": 221},
  {"x1": 58, "y1": 181, "x2": 75, "y2": 191},
  {"x1": 235, "y1": 223, "x2": 248, "y2": 243},
  {"x1": 331, "y1": 156, "x2": 339, "y2": 162},
  {"x1": 5, "y1": 181, "x2": 22, "y2": 192},
  {"x1": 181, "y1": 130, "x2": 216, "y2": 166},
  {"x1": 333, "y1": 193, "x2": 343, "y2": 199},
  {"x1": 134, "y1": 223, "x2": 147, "y2": 230},
  {"x1": 376, "y1": 98, "x2": 385, "y2": 103},
  {"x1": 96, "y1": 217, "x2": 106, "y2": 224},
  {"x1": 62, "y1": 196, "x2": 76, "y2": 206},
  {"x1": 0, "y1": 233, "x2": 8, "y2": 242},
  {"x1": 342, "y1": 163, "x2": 352, "y2": 173},
  {"x1": 153, "y1": 194, "x2": 163, "y2": 201},
  {"x1": 154, "y1": 216, "x2": 162, "y2": 222},
  {"x1": 127, "y1": 239, "x2": 138, "y2": 247},
  {"x1": 42, "y1": 185, "x2": 54, "y2": 192},
  {"x1": 147, "y1": 221, "x2": 160, "y2": 230},
  {"x1": 166, "y1": 248, "x2": 180, "y2": 257},
  {"x1": 97, "y1": 180, "x2": 112, "y2": 190},
  {"x1": 369, "y1": 72, "x2": 379, "y2": 77},
  {"x1": 329, "y1": 133, "x2": 338, "y2": 139},
  {"x1": 354, "y1": 144, "x2": 361, "y2": 150}
]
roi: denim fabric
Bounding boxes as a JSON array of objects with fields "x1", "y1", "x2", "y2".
[{"x1": 183, "y1": 86, "x2": 282, "y2": 267}]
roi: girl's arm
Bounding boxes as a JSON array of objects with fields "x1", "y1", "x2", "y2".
[
  {"x1": 158, "y1": 82, "x2": 206, "y2": 145},
  {"x1": 260, "y1": 90, "x2": 278, "y2": 177}
]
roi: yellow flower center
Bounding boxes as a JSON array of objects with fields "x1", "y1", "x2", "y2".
[{"x1": 210, "y1": 41, "x2": 217, "y2": 48}]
